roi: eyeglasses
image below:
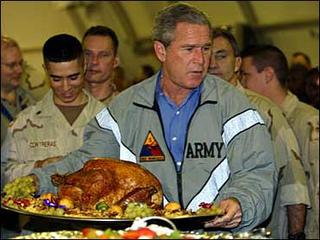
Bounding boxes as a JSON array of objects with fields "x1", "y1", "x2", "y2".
[{"x1": 1, "y1": 60, "x2": 24, "y2": 70}]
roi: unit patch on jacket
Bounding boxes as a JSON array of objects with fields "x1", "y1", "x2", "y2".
[{"x1": 140, "y1": 131, "x2": 165, "y2": 162}]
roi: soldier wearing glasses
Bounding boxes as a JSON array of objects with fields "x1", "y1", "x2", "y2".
[{"x1": 1, "y1": 36, "x2": 36, "y2": 146}]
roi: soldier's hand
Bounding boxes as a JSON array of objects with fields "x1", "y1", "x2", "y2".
[
  {"x1": 204, "y1": 197, "x2": 242, "y2": 228},
  {"x1": 34, "y1": 156, "x2": 63, "y2": 168},
  {"x1": 29, "y1": 174, "x2": 40, "y2": 193}
]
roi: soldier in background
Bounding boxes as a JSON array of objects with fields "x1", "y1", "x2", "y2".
[
  {"x1": 241, "y1": 45, "x2": 319, "y2": 240},
  {"x1": 82, "y1": 25, "x2": 119, "y2": 105},
  {"x1": 209, "y1": 28, "x2": 310, "y2": 239},
  {"x1": 1, "y1": 36, "x2": 36, "y2": 146},
  {"x1": 1, "y1": 35, "x2": 38, "y2": 240}
]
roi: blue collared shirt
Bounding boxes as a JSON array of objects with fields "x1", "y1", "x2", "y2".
[{"x1": 156, "y1": 73, "x2": 201, "y2": 171}]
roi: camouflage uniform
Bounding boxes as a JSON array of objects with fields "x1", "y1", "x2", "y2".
[
  {"x1": 1, "y1": 89, "x2": 104, "y2": 183},
  {"x1": 237, "y1": 83, "x2": 310, "y2": 239},
  {"x1": 280, "y1": 91, "x2": 319, "y2": 239},
  {"x1": 1, "y1": 87, "x2": 36, "y2": 146}
]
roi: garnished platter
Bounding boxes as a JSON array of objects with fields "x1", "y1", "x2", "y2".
[{"x1": 1, "y1": 173, "x2": 223, "y2": 230}]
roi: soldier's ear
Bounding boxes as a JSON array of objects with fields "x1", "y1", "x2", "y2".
[
  {"x1": 264, "y1": 66, "x2": 274, "y2": 84},
  {"x1": 113, "y1": 55, "x2": 120, "y2": 68},
  {"x1": 154, "y1": 41, "x2": 166, "y2": 62},
  {"x1": 234, "y1": 57, "x2": 242, "y2": 73}
]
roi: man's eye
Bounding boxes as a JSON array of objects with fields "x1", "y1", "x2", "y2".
[
  {"x1": 69, "y1": 75, "x2": 79, "y2": 81},
  {"x1": 84, "y1": 52, "x2": 92, "y2": 57},
  {"x1": 99, "y1": 53, "x2": 110, "y2": 58},
  {"x1": 52, "y1": 78, "x2": 61, "y2": 82},
  {"x1": 203, "y1": 46, "x2": 211, "y2": 52},
  {"x1": 215, "y1": 54, "x2": 226, "y2": 60},
  {"x1": 184, "y1": 47, "x2": 193, "y2": 52},
  {"x1": 8, "y1": 63, "x2": 16, "y2": 68}
]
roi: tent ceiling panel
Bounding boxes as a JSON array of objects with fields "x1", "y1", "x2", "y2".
[
  {"x1": 184, "y1": 1, "x2": 247, "y2": 26},
  {"x1": 252, "y1": 1, "x2": 319, "y2": 25},
  {"x1": 1, "y1": 1, "x2": 319, "y2": 75}
]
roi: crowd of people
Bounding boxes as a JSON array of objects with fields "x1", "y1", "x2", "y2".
[{"x1": 1, "y1": 2, "x2": 319, "y2": 240}]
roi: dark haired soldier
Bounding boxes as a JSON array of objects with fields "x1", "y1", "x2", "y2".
[
  {"x1": 209, "y1": 29, "x2": 309, "y2": 239},
  {"x1": 241, "y1": 45, "x2": 319, "y2": 239},
  {"x1": 82, "y1": 25, "x2": 120, "y2": 104},
  {"x1": 1, "y1": 33, "x2": 104, "y2": 182}
]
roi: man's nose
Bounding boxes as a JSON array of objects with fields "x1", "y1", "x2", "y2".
[
  {"x1": 62, "y1": 79, "x2": 71, "y2": 91},
  {"x1": 210, "y1": 56, "x2": 218, "y2": 68},
  {"x1": 208, "y1": 56, "x2": 218, "y2": 73},
  {"x1": 193, "y1": 48, "x2": 205, "y2": 64},
  {"x1": 89, "y1": 55, "x2": 99, "y2": 65},
  {"x1": 14, "y1": 63, "x2": 23, "y2": 75}
]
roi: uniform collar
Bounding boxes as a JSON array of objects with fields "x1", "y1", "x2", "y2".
[
  {"x1": 37, "y1": 89, "x2": 93, "y2": 117},
  {"x1": 280, "y1": 91, "x2": 298, "y2": 117},
  {"x1": 132, "y1": 71, "x2": 220, "y2": 108}
]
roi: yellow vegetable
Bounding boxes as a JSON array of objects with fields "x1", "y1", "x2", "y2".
[
  {"x1": 40, "y1": 193, "x2": 55, "y2": 201},
  {"x1": 107, "y1": 205, "x2": 123, "y2": 217},
  {"x1": 164, "y1": 202, "x2": 181, "y2": 212},
  {"x1": 59, "y1": 198, "x2": 74, "y2": 209}
]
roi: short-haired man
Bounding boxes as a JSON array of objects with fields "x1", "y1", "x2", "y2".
[
  {"x1": 27, "y1": 3, "x2": 277, "y2": 232},
  {"x1": 82, "y1": 25, "x2": 120, "y2": 105},
  {"x1": 241, "y1": 45, "x2": 319, "y2": 239},
  {"x1": 209, "y1": 29, "x2": 310, "y2": 239},
  {"x1": 1, "y1": 36, "x2": 36, "y2": 146},
  {"x1": 1, "y1": 34, "x2": 104, "y2": 183}
]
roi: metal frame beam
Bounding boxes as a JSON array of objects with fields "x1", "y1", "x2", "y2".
[
  {"x1": 237, "y1": 1, "x2": 259, "y2": 26},
  {"x1": 109, "y1": 2, "x2": 138, "y2": 42}
]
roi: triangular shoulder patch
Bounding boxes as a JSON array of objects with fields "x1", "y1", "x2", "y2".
[{"x1": 140, "y1": 131, "x2": 165, "y2": 162}]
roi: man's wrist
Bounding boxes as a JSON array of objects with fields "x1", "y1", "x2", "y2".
[
  {"x1": 29, "y1": 174, "x2": 39, "y2": 193},
  {"x1": 288, "y1": 232, "x2": 305, "y2": 240}
]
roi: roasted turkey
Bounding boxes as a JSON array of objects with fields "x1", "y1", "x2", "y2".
[{"x1": 51, "y1": 158, "x2": 163, "y2": 210}]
